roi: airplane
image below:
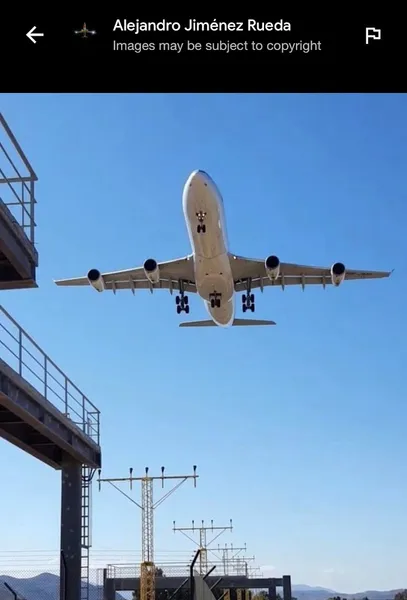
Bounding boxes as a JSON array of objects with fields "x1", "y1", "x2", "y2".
[
  {"x1": 74, "y1": 23, "x2": 96, "y2": 38},
  {"x1": 54, "y1": 169, "x2": 392, "y2": 328}
]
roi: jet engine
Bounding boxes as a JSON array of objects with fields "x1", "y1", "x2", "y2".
[
  {"x1": 87, "y1": 269, "x2": 105, "y2": 292},
  {"x1": 143, "y1": 258, "x2": 160, "y2": 284},
  {"x1": 265, "y1": 255, "x2": 280, "y2": 280},
  {"x1": 331, "y1": 262, "x2": 346, "y2": 286}
]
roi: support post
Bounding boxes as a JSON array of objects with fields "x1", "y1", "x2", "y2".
[
  {"x1": 282, "y1": 576, "x2": 292, "y2": 600},
  {"x1": 268, "y1": 585, "x2": 277, "y2": 600},
  {"x1": 61, "y1": 459, "x2": 82, "y2": 600}
]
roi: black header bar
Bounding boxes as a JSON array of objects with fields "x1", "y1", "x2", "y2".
[{"x1": 1, "y1": 14, "x2": 403, "y2": 91}]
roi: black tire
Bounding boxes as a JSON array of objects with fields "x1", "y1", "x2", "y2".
[
  {"x1": 184, "y1": 296, "x2": 188, "y2": 305},
  {"x1": 243, "y1": 305, "x2": 247, "y2": 313},
  {"x1": 250, "y1": 304, "x2": 255, "y2": 312},
  {"x1": 250, "y1": 294, "x2": 255, "y2": 303},
  {"x1": 242, "y1": 294, "x2": 247, "y2": 304},
  {"x1": 185, "y1": 305, "x2": 190, "y2": 314},
  {"x1": 202, "y1": 225, "x2": 206, "y2": 233},
  {"x1": 177, "y1": 305, "x2": 181, "y2": 314},
  {"x1": 175, "y1": 295, "x2": 180, "y2": 305}
]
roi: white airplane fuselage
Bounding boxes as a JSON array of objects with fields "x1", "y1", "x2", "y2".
[{"x1": 182, "y1": 170, "x2": 235, "y2": 327}]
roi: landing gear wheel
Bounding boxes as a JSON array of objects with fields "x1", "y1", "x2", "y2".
[
  {"x1": 197, "y1": 224, "x2": 206, "y2": 233},
  {"x1": 242, "y1": 288, "x2": 255, "y2": 313},
  {"x1": 209, "y1": 293, "x2": 221, "y2": 309},
  {"x1": 175, "y1": 285, "x2": 190, "y2": 315}
]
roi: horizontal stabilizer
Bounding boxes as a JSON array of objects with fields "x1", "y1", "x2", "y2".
[{"x1": 179, "y1": 318, "x2": 276, "y2": 328}]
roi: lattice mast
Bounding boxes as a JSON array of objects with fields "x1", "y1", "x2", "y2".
[
  {"x1": 98, "y1": 466, "x2": 198, "y2": 600},
  {"x1": 173, "y1": 519, "x2": 233, "y2": 575}
]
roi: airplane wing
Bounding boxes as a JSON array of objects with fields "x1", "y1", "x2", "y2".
[
  {"x1": 230, "y1": 255, "x2": 393, "y2": 292},
  {"x1": 54, "y1": 256, "x2": 197, "y2": 294}
]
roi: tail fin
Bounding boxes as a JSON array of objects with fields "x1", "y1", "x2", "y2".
[{"x1": 179, "y1": 318, "x2": 276, "y2": 328}]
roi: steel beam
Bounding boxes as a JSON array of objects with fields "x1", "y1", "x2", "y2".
[{"x1": 61, "y1": 459, "x2": 82, "y2": 600}]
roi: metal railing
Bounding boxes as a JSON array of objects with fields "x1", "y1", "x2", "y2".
[
  {"x1": 106, "y1": 563, "x2": 194, "y2": 579},
  {"x1": 0, "y1": 305, "x2": 100, "y2": 446},
  {"x1": 0, "y1": 113, "x2": 37, "y2": 251}
]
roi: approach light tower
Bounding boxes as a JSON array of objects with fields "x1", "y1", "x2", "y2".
[
  {"x1": 98, "y1": 466, "x2": 198, "y2": 600},
  {"x1": 173, "y1": 519, "x2": 233, "y2": 575},
  {"x1": 217, "y1": 543, "x2": 254, "y2": 576}
]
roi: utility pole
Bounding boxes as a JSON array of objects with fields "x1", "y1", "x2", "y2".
[
  {"x1": 98, "y1": 466, "x2": 198, "y2": 600},
  {"x1": 173, "y1": 519, "x2": 233, "y2": 575}
]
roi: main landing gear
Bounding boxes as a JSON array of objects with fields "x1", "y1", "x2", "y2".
[
  {"x1": 209, "y1": 292, "x2": 221, "y2": 309},
  {"x1": 242, "y1": 280, "x2": 255, "y2": 313},
  {"x1": 196, "y1": 211, "x2": 207, "y2": 233},
  {"x1": 176, "y1": 291, "x2": 189, "y2": 314}
]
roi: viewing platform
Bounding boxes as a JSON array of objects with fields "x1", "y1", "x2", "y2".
[
  {"x1": 0, "y1": 305, "x2": 101, "y2": 469},
  {"x1": 0, "y1": 114, "x2": 38, "y2": 290}
]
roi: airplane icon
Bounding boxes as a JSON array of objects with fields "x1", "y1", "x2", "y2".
[{"x1": 74, "y1": 23, "x2": 96, "y2": 38}]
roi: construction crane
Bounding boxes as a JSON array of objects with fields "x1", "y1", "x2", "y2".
[
  {"x1": 98, "y1": 466, "x2": 198, "y2": 600},
  {"x1": 173, "y1": 519, "x2": 233, "y2": 575}
]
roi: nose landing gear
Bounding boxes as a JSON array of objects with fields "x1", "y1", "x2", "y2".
[
  {"x1": 209, "y1": 293, "x2": 221, "y2": 309},
  {"x1": 196, "y1": 211, "x2": 207, "y2": 233}
]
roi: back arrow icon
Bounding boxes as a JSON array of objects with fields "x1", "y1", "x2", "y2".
[{"x1": 26, "y1": 26, "x2": 44, "y2": 43}]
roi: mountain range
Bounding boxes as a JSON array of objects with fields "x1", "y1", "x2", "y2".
[
  {"x1": 291, "y1": 585, "x2": 402, "y2": 600},
  {"x1": 0, "y1": 573, "x2": 403, "y2": 600}
]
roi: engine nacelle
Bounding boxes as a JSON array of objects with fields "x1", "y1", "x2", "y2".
[
  {"x1": 331, "y1": 262, "x2": 346, "y2": 286},
  {"x1": 265, "y1": 255, "x2": 280, "y2": 280},
  {"x1": 143, "y1": 258, "x2": 160, "y2": 284},
  {"x1": 87, "y1": 269, "x2": 105, "y2": 292}
]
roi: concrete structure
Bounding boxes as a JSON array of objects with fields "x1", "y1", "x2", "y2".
[
  {"x1": 101, "y1": 570, "x2": 292, "y2": 600},
  {"x1": 194, "y1": 575, "x2": 218, "y2": 600},
  {"x1": 0, "y1": 305, "x2": 102, "y2": 600},
  {"x1": 0, "y1": 114, "x2": 38, "y2": 289}
]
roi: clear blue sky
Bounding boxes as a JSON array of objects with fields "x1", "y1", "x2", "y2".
[{"x1": 0, "y1": 94, "x2": 406, "y2": 593}]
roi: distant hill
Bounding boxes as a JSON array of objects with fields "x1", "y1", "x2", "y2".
[
  {"x1": 291, "y1": 585, "x2": 404, "y2": 600},
  {"x1": 0, "y1": 573, "x2": 403, "y2": 600},
  {"x1": 0, "y1": 572, "x2": 128, "y2": 600}
]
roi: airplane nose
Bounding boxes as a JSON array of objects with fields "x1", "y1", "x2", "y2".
[{"x1": 189, "y1": 170, "x2": 212, "y2": 186}]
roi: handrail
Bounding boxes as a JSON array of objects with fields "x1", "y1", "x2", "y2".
[{"x1": 0, "y1": 305, "x2": 100, "y2": 446}]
